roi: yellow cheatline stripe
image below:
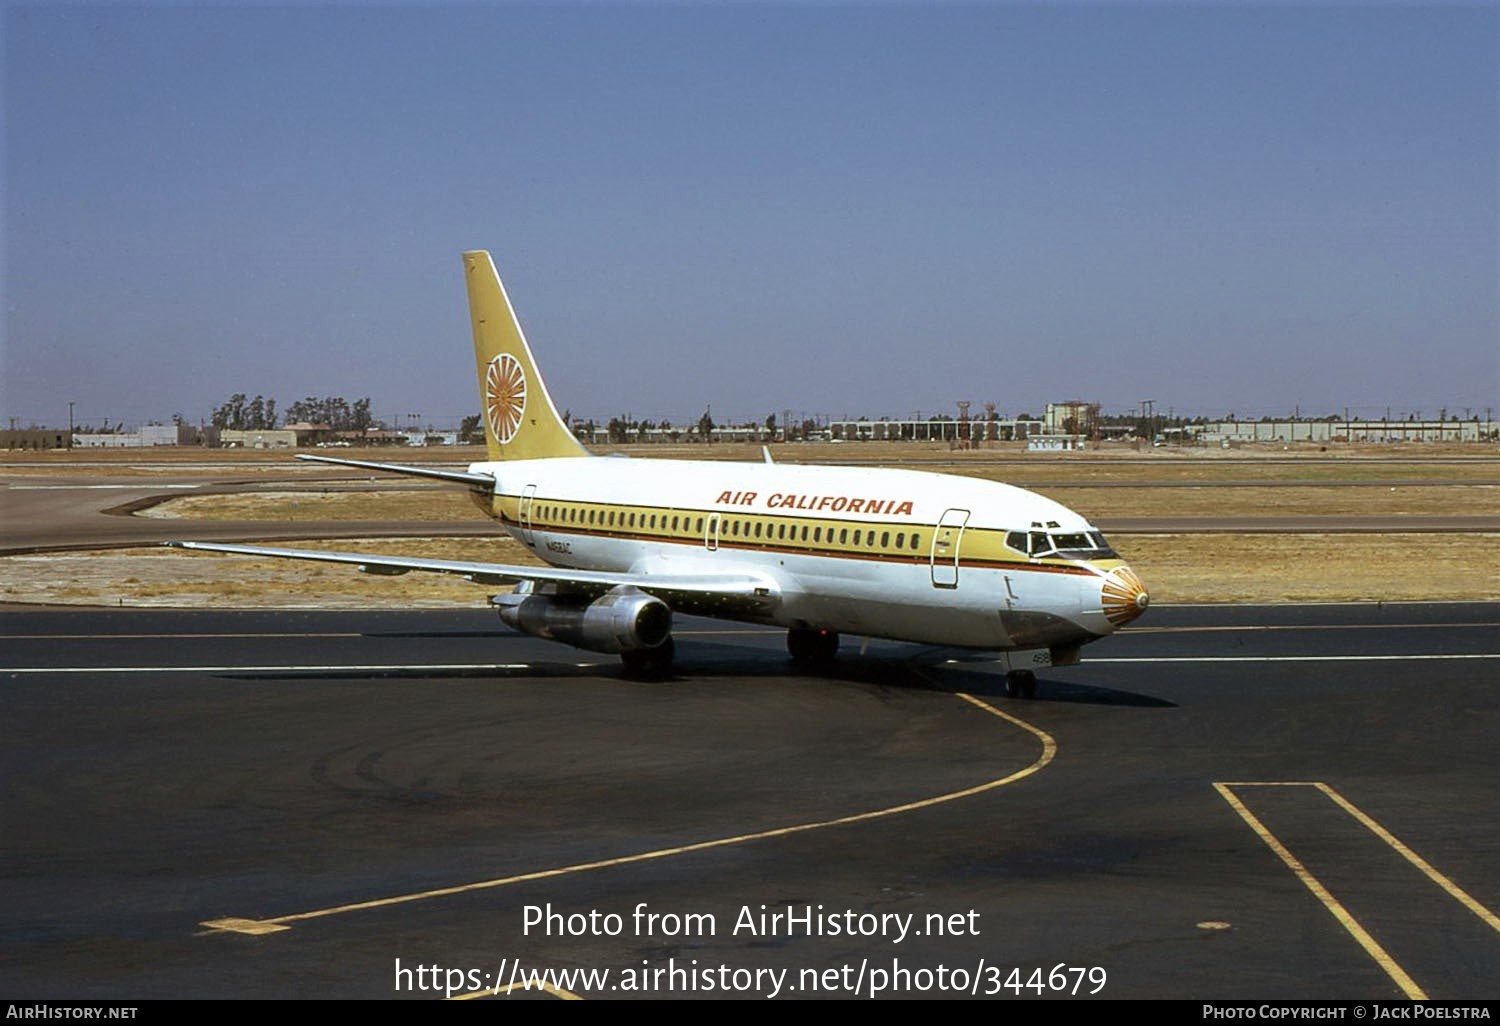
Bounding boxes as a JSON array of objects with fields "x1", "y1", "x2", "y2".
[
  {"x1": 1213, "y1": 782, "x2": 1427, "y2": 1000},
  {"x1": 200, "y1": 692, "x2": 1053, "y2": 936},
  {"x1": 1310, "y1": 782, "x2": 1500, "y2": 934}
]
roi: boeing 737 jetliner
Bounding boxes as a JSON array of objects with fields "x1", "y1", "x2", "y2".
[{"x1": 173, "y1": 252, "x2": 1148, "y2": 695}]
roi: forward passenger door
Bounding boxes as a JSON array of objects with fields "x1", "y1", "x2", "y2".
[{"x1": 930, "y1": 508, "x2": 969, "y2": 588}]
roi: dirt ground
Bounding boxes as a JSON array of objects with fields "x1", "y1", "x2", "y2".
[
  {"x1": 136, "y1": 482, "x2": 1499, "y2": 522},
  {"x1": 3, "y1": 531, "x2": 1493, "y2": 608},
  {"x1": 3, "y1": 442, "x2": 1496, "y2": 607}
]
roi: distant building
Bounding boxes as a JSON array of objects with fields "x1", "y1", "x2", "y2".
[
  {"x1": 402, "y1": 430, "x2": 459, "y2": 447},
  {"x1": 220, "y1": 429, "x2": 297, "y2": 449},
  {"x1": 59, "y1": 424, "x2": 214, "y2": 448},
  {"x1": 280, "y1": 422, "x2": 333, "y2": 446},
  {"x1": 72, "y1": 433, "x2": 143, "y2": 447},
  {"x1": 827, "y1": 416, "x2": 1042, "y2": 443},
  {"x1": 338, "y1": 429, "x2": 408, "y2": 446},
  {"x1": 1, "y1": 430, "x2": 70, "y2": 450},
  {"x1": 1027, "y1": 434, "x2": 1088, "y2": 451},
  {"x1": 1190, "y1": 418, "x2": 1490, "y2": 444}
]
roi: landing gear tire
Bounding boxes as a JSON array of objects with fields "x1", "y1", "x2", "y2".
[
  {"x1": 620, "y1": 636, "x2": 675, "y2": 679},
  {"x1": 787, "y1": 628, "x2": 840, "y2": 666},
  {"x1": 1005, "y1": 669, "x2": 1037, "y2": 700}
]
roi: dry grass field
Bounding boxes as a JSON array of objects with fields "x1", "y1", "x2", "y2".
[
  {"x1": 3, "y1": 441, "x2": 1496, "y2": 607},
  {"x1": 135, "y1": 482, "x2": 1499, "y2": 523}
]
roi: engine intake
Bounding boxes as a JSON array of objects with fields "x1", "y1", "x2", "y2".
[{"x1": 494, "y1": 584, "x2": 672, "y2": 654}]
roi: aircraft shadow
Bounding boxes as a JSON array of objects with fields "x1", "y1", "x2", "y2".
[
  {"x1": 215, "y1": 638, "x2": 1175, "y2": 707},
  {"x1": 674, "y1": 640, "x2": 1180, "y2": 708}
]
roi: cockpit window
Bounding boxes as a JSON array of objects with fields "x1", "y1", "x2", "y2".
[
  {"x1": 1053, "y1": 530, "x2": 1118, "y2": 559},
  {"x1": 1009, "y1": 527, "x2": 1118, "y2": 559}
]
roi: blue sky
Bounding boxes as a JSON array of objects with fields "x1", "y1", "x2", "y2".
[{"x1": 4, "y1": 2, "x2": 1496, "y2": 431}]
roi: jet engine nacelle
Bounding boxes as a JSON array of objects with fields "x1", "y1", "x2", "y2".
[{"x1": 494, "y1": 584, "x2": 672, "y2": 654}]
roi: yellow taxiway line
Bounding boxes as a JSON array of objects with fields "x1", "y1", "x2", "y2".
[
  {"x1": 1215, "y1": 781, "x2": 1500, "y2": 1000},
  {"x1": 201, "y1": 692, "x2": 1054, "y2": 937}
]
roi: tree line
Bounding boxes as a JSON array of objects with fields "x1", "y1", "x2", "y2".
[{"x1": 210, "y1": 394, "x2": 374, "y2": 432}]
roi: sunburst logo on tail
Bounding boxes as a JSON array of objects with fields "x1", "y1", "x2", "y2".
[{"x1": 484, "y1": 353, "x2": 527, "y2": 444}]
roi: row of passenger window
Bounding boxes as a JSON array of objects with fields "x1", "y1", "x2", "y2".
[
  {"x1": 722, "y1": 517, "x2": 924, "y2": 553},
  {"x1": 533, "y1": 503, "x2": 700, "y2": 534},
  {"x1": 528, "y1": 502, "x2": 925, "y2": 553}
]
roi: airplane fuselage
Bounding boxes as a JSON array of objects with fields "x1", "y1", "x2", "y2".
[{"x1": 471, "y1": 455, "x2": 1146, "y2": 655}]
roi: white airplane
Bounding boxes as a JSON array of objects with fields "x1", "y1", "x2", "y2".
[{"x1": 172, "y1": 251, "x2": 1148, "y2": 696}]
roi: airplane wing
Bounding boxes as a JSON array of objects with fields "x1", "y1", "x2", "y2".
[
  {"x1": 164, "y1": 540, "x2": 781, "y2": 615},
  {"x1": 292, "y1": 453, "x2": 496, "y2": 488}
]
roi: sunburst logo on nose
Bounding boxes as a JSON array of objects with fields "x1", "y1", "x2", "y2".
[
  {"x1": 484, "y1": 353, "x2": 527, "y2": 444},
  {"x1": 1102, "y1": 566, "x2": 1149, "y2": 626}
]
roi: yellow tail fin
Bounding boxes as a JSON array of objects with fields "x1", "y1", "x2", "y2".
[{"x1": 464, "y1": 250, "x2": 590, "y2": 461}]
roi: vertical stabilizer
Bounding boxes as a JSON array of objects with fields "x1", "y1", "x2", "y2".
[{"x1": 464, "y1": 250, "x2": 590, "y2": 461}]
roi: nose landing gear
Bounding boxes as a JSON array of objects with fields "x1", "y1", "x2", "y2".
[{"x1": 1005, "y1": 669, "x2": 1037, "y2": 700}]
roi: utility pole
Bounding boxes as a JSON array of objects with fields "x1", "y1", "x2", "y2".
[
  {"x1": 1140, "y1": 399, "x2": 1156, "y2": 442},
  {"x1": 68, "y1": 401, "x2": 75, "y2": 449}
]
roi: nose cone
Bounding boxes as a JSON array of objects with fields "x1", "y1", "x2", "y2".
[{"x1": 1101, "y1": 565, "x2": 1149, "y2": 628}]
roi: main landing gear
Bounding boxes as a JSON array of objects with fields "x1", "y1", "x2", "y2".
[
  {"x1": 787, "y1": 627, "x2": 840, "y2": 666},
  {"x1": 1005, "y1": 669, "x2": 1037, "y2": 700},
  {"x1": 620, "y1": 636, "x2": 675, "y2": 678}
]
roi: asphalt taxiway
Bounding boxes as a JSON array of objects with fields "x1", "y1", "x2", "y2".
[{"x1": 2, "y1": 603, "x2": 1497, "y2": 999}]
